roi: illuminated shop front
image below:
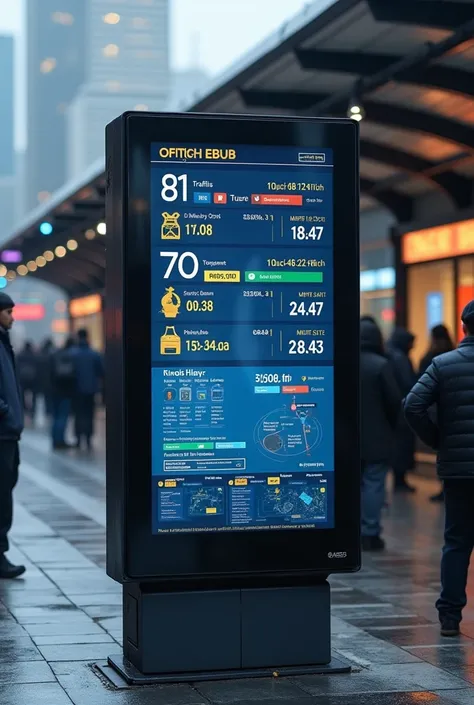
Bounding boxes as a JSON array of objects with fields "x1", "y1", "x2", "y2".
[
  {"x1": 399, "y1": 218, "x2": 474, "y2": 367},
  {"x1": 69, "y1": 294, "x2": 103, "y2": 350},
  {"x1": 360, "y1": 267, "x2": 395, "y2": 339}
]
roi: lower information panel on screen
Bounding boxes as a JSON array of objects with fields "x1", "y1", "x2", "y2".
[{"x1": 152, "y1": 366, "x2": 334, "y2": 533}]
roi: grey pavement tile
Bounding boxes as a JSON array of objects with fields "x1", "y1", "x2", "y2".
[
  {"x1": 0, "y1": 683, "x2": 72, "y2": 705},
  {"x1": 196, "y1": 677, "x2": 307, "y2": 702},
  {"x1": 0, "y1": 660, "x2": 55, "y2": 684},
  {"x1": 364, "y1": 625, "x2": 474, "y2": 648},
  {"x1": 0, "y1": 636, "x2": 44, "y2": 662},
  {"x1": 449, "y1": 668, "x2": 474, "y2": 686},
  {"x1": 83, "y1": 604, "x2": 121, "y2": 619},
  {"x1": 24, "y1": 622, "x2": 108, "y2": 637},
  {"x1": 67, "y1": 592, "x2": 122, "y2": 606},
  {"x1": 0, "y1": 621, "x2": 28, "y2": 636},
  {"x1": 333, "y1": 635, "x2": 423, "y2": 666},
  {"x1": 96, "y1": 616, "x2": 122, "y2": 631},
  {"x1": 367, "y1": 663, "x2": 472, "y2": 690},
  {"x1": 296, "y1": 672, "x2": 426, "y2": 696},
  {"x1": 198, "y1": 695, "x2": 454, "y2": 705},
  {"x1": 38, "y1": 642, "x2": 114, "y2": 661},
  {"x1": 52, "y1": 661, "x2": 208, "y2": 705},
  {"x1": 348, "y1": 616, "x2": 434, "y2": 628},
  {"x1": 436, "y1": 690, "x2": 474, "y2": 704},
  {"x1": 33, "y1": 633, "x2": 115, "y2": 645},
  {"x1": 3, "y1": 592, "x2": 73, "y2": 607},
  {"x1": 406, "y1": 645, "x2": 474, "y2": 668}
]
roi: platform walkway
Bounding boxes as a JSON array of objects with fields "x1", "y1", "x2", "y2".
[{"x1": 1, "y1": 427, "x2": 474, "y2": 704}]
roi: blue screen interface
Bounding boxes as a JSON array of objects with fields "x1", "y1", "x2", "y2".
[{"x1": 151, "y1": 143, "x2": 334, "y2": 533}]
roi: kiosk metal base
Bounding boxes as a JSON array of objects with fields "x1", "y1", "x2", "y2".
[
  {"x1": 108, "y1": 581, "x2": 349, "y2": 683},
  {"x1": 107, "y1": 654, "x2": 350, "y2": 685}
]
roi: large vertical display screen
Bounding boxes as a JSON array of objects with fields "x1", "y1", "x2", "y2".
[{"x1": 151, "y1": 144, "x2": 334, "y2": 534}]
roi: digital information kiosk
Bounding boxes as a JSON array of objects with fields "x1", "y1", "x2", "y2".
[{"x1": 105, "y1": 112, "x2": 360, "y2": 683}]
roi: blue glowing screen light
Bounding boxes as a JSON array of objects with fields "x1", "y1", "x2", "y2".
[
  {"x1": 0, "y1": 277, "x2": 7, "y2": 289},
  {"x1": 39, "y1": 222, "x2": 53, "y2": 236}
]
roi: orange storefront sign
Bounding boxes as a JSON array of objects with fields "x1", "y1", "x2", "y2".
[
  {"x1": 402, "y1": 219, "x2": 474, "y2": 264},
  {"x1": 69, "y1": 294, "x2": 102, "y2": 318}
]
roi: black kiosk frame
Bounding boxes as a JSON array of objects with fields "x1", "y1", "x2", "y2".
[{"x1": 106, "y1": 112, "x2": 360, "y2": 683}]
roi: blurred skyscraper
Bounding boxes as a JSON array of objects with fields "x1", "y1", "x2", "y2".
[
  {"x1": 25, "y1": 1, "x2": 169, "y2": 207},
  {"x1": 0, "y1": 35, "x2": 16, "y2": 233},
  {"x1": 67, "y1": 1, "x2": 170, "y2": 179},
  {"x1": 26, "y1": 2, "x2": 85, "y2": 212}
]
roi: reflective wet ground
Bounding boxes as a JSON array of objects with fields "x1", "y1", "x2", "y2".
[{"x1": 3, "y1": 427, "x2": 474, "y2": 704}]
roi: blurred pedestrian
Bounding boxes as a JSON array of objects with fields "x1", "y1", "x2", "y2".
[
  {"x1": 51, "y1": 336, "x2": 77, "y2": 450},
  {"x1": 73, "y1": 329, "x2": 103, "y2": 451},
  {"x1": 0, "y1": 293, "x2": 26, "y2": 578},
  {"x1": 405, "y1": 300, "x2": 474, "y2": 637},
  {"x1": 37, "y1": 339, "x2": 55, "y2": 417},
  {"x1": 16, "y1": 341, "x2": 39, "y2": 422},
  {"x1": 360, "y1": 319, "x2": 402, "y2": 551},
  {"x1": 419, "y1": 324, "x2": 454, "y2": 376},
  {"x1": 419, "y1": 325, "x2": 455, "y2": 502},
  {"x1": 387, "y1": 328, "x2": 417, "y2": 493}
]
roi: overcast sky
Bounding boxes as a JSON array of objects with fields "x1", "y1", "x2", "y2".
[{"x1": 0, "y1": 0, "x2": 310, "y2": 150}]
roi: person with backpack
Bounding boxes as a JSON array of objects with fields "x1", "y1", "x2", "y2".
[{"x1": 51, "y1": 336, "x2": 77, "y2": 450}]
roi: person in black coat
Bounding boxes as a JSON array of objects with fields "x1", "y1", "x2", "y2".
[
  {"x1": 360, "y1": 320, "x2": 402, "y2": 552},
  {"x1": 405, "y1": 300, "x2": 474, "y2": 637},
  {"x1": 418, "y1": 324, "x2": 455, "y2": 503},
  {"x1": 387, "y1": 328, "x2": 417, "y2": 493},
  {"x1": 0, "y1": 292, "x2": 26, "y2": 578}
]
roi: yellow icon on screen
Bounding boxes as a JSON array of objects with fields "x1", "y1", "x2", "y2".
[
  {"x1": 268, "y1": 477, "x2": 280, "y2": 485},
  {"x1": 161, "y1": 212, "x2": 181, "y2": 240},
  {"x1": 206, "y1": 507, "x2": 217, "y2": 514},
  {"x1": 160, "y1": 326, "x2": 181, "y2": 355},
  {"x1": 320, "y1": 487, "x2": 326, "y2": 493},
  {"x1": 158, "y1": 481, "x2": 164, "y2": 487},
  {"x1": 161, "y1": 287, "x2": 181, "y2": 318}
]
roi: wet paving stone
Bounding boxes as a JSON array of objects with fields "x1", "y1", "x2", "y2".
[
  {"x1": 196, "y1": 677, "x2": 308, "y2": 702},
  {"x1": 0, "y1": 683, "x2": 72, "y2": 705},
  {"x1": 0, "y1": 636, "x2": 44, "y2": 662},
  {"x1": 405, "y1": 645, "x2": 474, "y2": 668},
  {"x1": 363, "y1": 625, "x2": 474, "y2": 648},
  {"x1": 38, "y1": 642, "x2": 115, "y2": 661},
  {"x1": 348, "y1": 615, "x2": 434, "y2": 628},
  {"x1": 0, "y1": 660, "x2": 55, "y2": 684},
  {"x1": 51, "y1": 661, "x2": 208, "y2": 705}
]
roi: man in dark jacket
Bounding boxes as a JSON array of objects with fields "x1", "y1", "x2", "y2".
[
  {"x1": 387, "y1": 328, "x2": 417, "y2": 493},
  {"x1": 73, "y1": 329, "x2": 103, "y2": 450},
  {"x1": 405, "y1": 300, "x2": 474, "y2": 637},
  {"x1": 0, "y1": 293, "x2": 26, "y2": 578},
  {"x1": 361, "y1": 320, "x2": 402, "y2": 551}
]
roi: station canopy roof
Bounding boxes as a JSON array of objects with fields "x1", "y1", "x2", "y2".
[{"x1": 3, "y1": 0, "x2": 474, "y2": 294}]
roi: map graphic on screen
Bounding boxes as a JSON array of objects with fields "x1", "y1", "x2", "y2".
[{"x1": 150, "y1": 143, "x2": 334, "y2": 533}]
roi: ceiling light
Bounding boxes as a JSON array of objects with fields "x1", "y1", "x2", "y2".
[
  {"x1": 27, "y1": 261, "x2": 37, "y2": 272},
  {"x1": 348, "y1": 98, "x2": 365, "y2": 121},
  {"x1": 44, "y1": 250, "x2": 54, "y2": 261},
  {"x1": 85, "y1": 229, "x2": 96, "y2": 240},
  {"x1": 55, "y1": 246, "x2": 67, "y2": 258},
  {"x1": 104, "y1": 12, "x2": 120, "y2": 24},
  {"x1": 36, "y1": 256, "x2": 47, "y2": 267},
  {"x1": 17, "y1": 265, "x2": 28, "y2": 276},
  {"x1": 97, "y1": 222, "x2": 106, "y2": 235},
  {"x1": 0, "y1": 265, "x2": 7, "y2": 277},
  {"x1": 40, "y1": 222, "x2": 53, "y2": 235}
]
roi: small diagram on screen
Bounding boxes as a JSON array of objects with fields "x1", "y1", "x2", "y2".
[
  {"x1": 185, "y1": 486, "x2": 224, "y2": 516},
  {"x1": 254, "y1": 397, "x2": 323, "y2": 462},
  {"x1": 259, "y1": 484, "x2": 327, "y2": 522}
]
